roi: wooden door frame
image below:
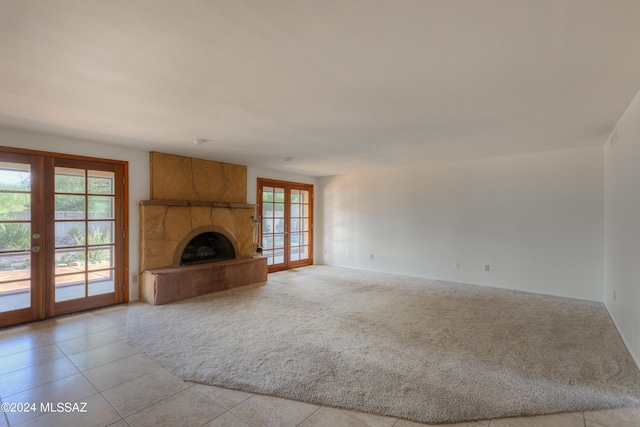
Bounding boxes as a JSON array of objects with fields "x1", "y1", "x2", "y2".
[
  {"x1": 257, "y1": 178, "x2": 314, "y2": 273},
  {"x1": 0, "y1": 146, "x2": 128, "y2": 326}
]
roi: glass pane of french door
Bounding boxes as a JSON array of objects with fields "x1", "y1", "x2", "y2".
[
  {"x1": 0, "y1": 152, "x2": 44, "y2": 328},
  {"x1": 0, "y1": 161, "x2": 32, "y2": 312},
  {"x1": 54, "y1": 167, "x2": 116, "y2": 302},
  {"x1": 262, "y1": 186, "x2": 286, "y2": 268},
  {"x1": 290, "y1": 189, "x2": 310, "y2": 262}
]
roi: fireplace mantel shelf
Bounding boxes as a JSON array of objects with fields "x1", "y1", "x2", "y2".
[{"x1": 140, "y1": 199, "x2": 256, "y2": 209}]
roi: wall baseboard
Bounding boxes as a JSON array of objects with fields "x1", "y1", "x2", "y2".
[{"x1": 605, "y1": 302, "x2": 640, "y2": 371}]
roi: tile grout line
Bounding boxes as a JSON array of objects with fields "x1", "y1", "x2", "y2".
[
  {"x1": 190, "y1": 385, "x2": 254, "y2": 427},
  {"x1": 339, "y1": 407, "x2": 396, "y2": 427},
  {"x1": 56, "y1": 344, "x2": 107, "y2": 424},
  {"x1": 0, "y1": 360, "x2": 79, "y2": 401},
  {"x1": 295, "y1": 405, "x2": 322, "y2": 426},
  {"x1": 94, "y1": 390, "x2": 127, "y2": 427},
  {"x1": 63, "y1": 344, "x2": 139, "y2": 372},
  {"x1": 55, "y1": 326, "x2": 123, "y2": 343},
  {"x1": 225, "y1": 401, "x2": 258, "y2": 427},
  {"x1": 62, "y1": 333, "x2": 142, "y2": 424},
  {"x1": 11, "y1": 325, "x2": 129, "y2": 426},
  {"x1": 57, "y1": 338, "x2": 125, "y2": 359},
  {"x1": 112, "y1": 380, "x2": 197, "y2": 422},
  {"x1": 0, "y1": 350, "x2": 67, "y2": 379},
  {"x1": 47, "y1": 305, "x2": 224, "y2": 427},
  {"x1": 197, "y1": 407, "x2": 237, "y2": 427},
  {"x1": 70, "y1": 308, "x2": 134, "y2": 426},
  {"x1": 192, "y1": 385, "x2": 257, "y2": 427},
  {"x1": 12, "y1": 346, "x2": 103, "y2": 427},
  {"x1": 69, "y1": 348, "x2": 127, "y2": 426},
  {"x1": 0, "y1": 315, "x2": 114, "y2": 361},
  {"x1": 197, "y1": 409, "x2": 248, "y2": 427},
  {"x1": 0, "y1": 337, "x2": 53, "y2": 359},
  {"x1": 0, "y1": 396, "x2": 10, "y2": 427}
]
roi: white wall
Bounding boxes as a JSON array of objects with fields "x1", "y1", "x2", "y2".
[
  {"x1": 604, "y1": 88, "x2": 640, "y2": 365},
  {"x1": 0, "y1": 126, "x2": 149, "y2": 300},
  {"x1": 319, "y1": 146, "x2": 604, "y2": 301}
]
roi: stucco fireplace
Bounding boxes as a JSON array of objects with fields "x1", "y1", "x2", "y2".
[{"x1": 139, "y1": 152, "x2": 267, "y2": 305}]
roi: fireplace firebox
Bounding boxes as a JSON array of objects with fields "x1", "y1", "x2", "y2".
[{"x1": 180, "y1": 232, "x2": 235, "y2": 265}]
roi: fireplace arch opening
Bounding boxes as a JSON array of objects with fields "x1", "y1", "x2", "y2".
[{"x1": 180, "y1": 232, "x2": 236, "y2": 265}]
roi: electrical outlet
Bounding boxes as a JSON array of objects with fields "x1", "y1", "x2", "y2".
[
  {"x1": 485, "y1": 264, "x2": 490, "y2": 272},
  {"x1": 132, "y1": 273, "x2": 138, "y2": 284},
  {"x1": 455, "y1": 262, "x2": 460, "y2": 269},
  {"x1": 370, "y1": 254, "x2": 374, "y2": 259}
]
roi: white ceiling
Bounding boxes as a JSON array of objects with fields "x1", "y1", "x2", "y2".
[{"x1": 0, "y1": 1, "x2": 639, "y2": 176}]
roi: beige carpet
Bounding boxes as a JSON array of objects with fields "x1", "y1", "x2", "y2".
[{"x1": 127, "y1": 265, "x2": 640, "y2": 424}]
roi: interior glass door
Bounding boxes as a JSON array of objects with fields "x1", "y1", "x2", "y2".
[
  {"x1": 289, "y1": 188, "x2": 311, "y2": 268},
  {"x1": 261, "y1": 185, "x2": 286, "y2": 270}
]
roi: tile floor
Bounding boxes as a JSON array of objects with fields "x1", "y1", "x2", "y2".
[{"x1": 0, "y1": 304, "x2": 639, "y2": 427}]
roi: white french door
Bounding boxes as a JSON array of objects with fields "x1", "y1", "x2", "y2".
[{"x1": 257, "y1": 179, "x2": 313, "y2": 273}]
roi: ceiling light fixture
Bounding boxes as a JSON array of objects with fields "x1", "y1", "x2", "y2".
[{"x1": 193, "y1": 138, "x2": 208, "y2": 146}]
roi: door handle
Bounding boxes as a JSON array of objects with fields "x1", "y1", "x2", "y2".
[{"x1": 31, "y1": 246, "x2": 41, "y2": 253}]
